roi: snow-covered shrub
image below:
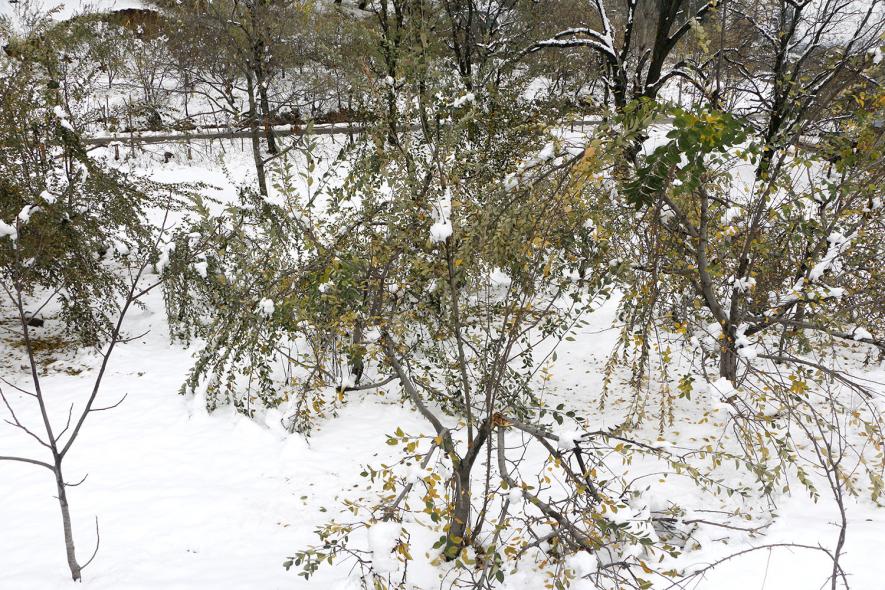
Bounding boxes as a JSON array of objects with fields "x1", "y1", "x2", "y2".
[
  {"x1": 283, "y1": 36, "x2": 765, "y2": 590},
  {"x1": 588, "y1": 87, "x2": 885, "y2": 586},
  {"x1": 0, "y1": 13, "x2": 160, "y2": 346}
]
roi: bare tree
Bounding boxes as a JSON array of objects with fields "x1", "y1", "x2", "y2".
[
  {"x1": 0, "y1": 219, "x2": 172, "y2": 580},
  {"x1": 524, "y1": 0, "x2": 718, "y2": 118},
  {"x1": 150, "y1": 0, "x2": 310, "y2": 195}
]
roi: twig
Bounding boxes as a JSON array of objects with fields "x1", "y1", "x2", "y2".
[
  {"x1": 80, "y1": 517, "x2": 100, "y2": 570},
  {"x1": 90, "y1": 393, "x2": 129, "y2": 413}
]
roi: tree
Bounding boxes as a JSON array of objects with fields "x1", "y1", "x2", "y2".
[
  {"x1": 524, "y1": 0, "x2": 718, "y2": 119},
  {"x1": 0, "y1": 8, "x2": 185, "y2": 579},
  {"x1": 150, "y1": 0, "x2": 311, "y2": 195},
  {"x1": 616, "y1": 0, "x2": 884, "y2": 383}
]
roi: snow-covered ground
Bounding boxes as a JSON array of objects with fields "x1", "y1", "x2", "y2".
[
  {"x1": 2, "y1": 142, "x2": 884, "y2": 589},
  {"x1": 0, "y1": 284, "x2": 429, "y2": 589}
]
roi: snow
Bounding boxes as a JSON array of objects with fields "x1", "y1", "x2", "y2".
[
  {"x1": 733, "y1": 276, "x2": 756, "y2": 293},
  {"x1": 734, "y1": 324, "x2": 758, "y2": 359},
  {"x1": 736, "y1": 345, "x2": 758, "y2": 360},
  {"x1": 489, "y1": 268, "x2": 512, "y2": 288},
  {"x1": 2, "y1": 263, "x2": 884, "y2": 589},
  {"x1": 429, "y1": 219, "x2": 452, "y2": 243},
  {"x1": 405, "y1": 463, "x2": 425, "y2": 485},
  {"x1": 0, "y1": 277, "x2": 428, "y2": 589},
  {"x1": 192, "y1": 260, "x2": 208, "y2": 278},
  {"x1": 256, "y1": 298, "x2": 275, "y2": 318},
  {"x1": 709, "y1": 377, "x2": 735, "y2": 408},
  {"x1": 536, "y1": 142, "x2": 556, "y2": 163},
  {"x1": 605, "y1": 505, "x2": 634, "y2": 525},
  {"x1": 18, "y1": 205, "x2": 39, "y2": 224},
  {"x1": 430, "y1": 189, "x2": 454, "y2": 243},
  {"x1": 736, "y1": 346, "x2": 758, "y2": 360},
  {"x1": 52, "y1": 106, "x2": 75, "y2": 131},
  {"x1": 451, "y1": 93, "x2": 475, "y2": 108},
  {"x1": 0, "y1": 219, "x2": 17, "y2": 240},
  {"x1": 827, "y1": 286, "x2": 845, "y2": 299},
  {"x1": 556, "y1": 429, "x2": 581, "y2": 451},
  {"x1": 809, "y1": 231, "x2": 852, "y2": 281},
  {"x1": 366, "y1": 522, "x2": 402, "y2": 573},
  {"x1": 110, "y1": 239, "x2": 129, "y2": 256},
  {"x1": 853, "y1": 326, "x2": 873, "y2": 341},
  {"x1": 155, "y1": 242, "x2": 174, "y2": 273}
]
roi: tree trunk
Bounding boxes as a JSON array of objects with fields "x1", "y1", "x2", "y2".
[
  {"x1": 54, "y1": 466, "x2": 82, "y2": 581},
  {"x1": 386, "y1": 85, "x2": 398, "y2": 147},
  {"x1": 719, "y1": 327, "x2": 738, "y2": 383},
  {"x1": 245, "y1": 74, "x2": 269, "y2": 197},
  {"x1": 348, "y1": 319, "x2": 365, "y2": 386},
  {"x1": 444, "y1": 463, "x2": 472, "y2": 560},
  {"x1": 255, "y1": 70, "x2": 277, "y2": 154},
  {"x1": 258, "y1": 83, "x2": 277, "y2": 154},
  {"x1": 248, "y1": 8, "x2": 277, "y2": 156}
]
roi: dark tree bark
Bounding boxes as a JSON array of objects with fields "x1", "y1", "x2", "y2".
[{"x1": 245, "y1": 72, "x2": 269, "y2": 197}]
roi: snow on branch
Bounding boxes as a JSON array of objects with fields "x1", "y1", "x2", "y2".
[{"x1": 525, "y1": 36, "x2": 616, "y2": 60}]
